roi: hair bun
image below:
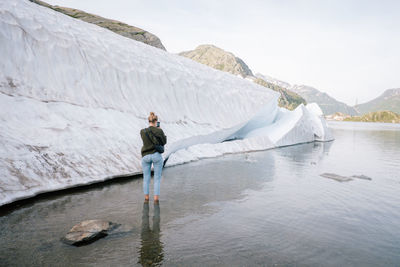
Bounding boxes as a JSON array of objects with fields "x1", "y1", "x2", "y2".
[{"x1": 148, "y1": 112, "x2": 158, "y2": 123}]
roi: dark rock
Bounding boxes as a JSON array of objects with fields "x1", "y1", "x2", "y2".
[{"x1": 62, "y1": 220, "x2": 117, "y2": 246}]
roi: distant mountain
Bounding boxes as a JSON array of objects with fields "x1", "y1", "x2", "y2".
[
  {"x1": 344, "y1": 111, "x2": 400, "y2": 123},
  {"x1": 291, "y1": 85, "x2": 358, "y2": 116},
  {"x1": 179, "y1": 45, "x2": 306, "y2": 110},
  {"x1": 30, "y1": 0, "x2": 166, "y2": 50},
  {"x1": 179, "y1": 44, "x2": 253, "y2": 78},
  {"x1": 355, "y1": 88, "x2": 400, "y2": 115}
]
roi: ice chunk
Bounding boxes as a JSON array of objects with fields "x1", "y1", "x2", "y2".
[{"x1": 0, "y1": 0, "x2": 333, "y2": 206}]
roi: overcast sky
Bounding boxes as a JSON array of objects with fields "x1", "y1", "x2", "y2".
[{"x1": 46, "y1": 0, "x2": 400, "y2": 105}]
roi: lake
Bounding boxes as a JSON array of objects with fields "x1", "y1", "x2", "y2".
[{"x1": 0, "y1": 121, "x2": 399, "y2": 266}]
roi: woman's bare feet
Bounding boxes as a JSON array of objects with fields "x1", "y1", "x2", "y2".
[
  {"x1": 144, "y1": 194, "x2": 149, "y2": 202},
  {"x1": 154, "y1": 195, "x2": 159, "y2": 202}
]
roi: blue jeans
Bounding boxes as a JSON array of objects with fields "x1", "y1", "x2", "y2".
[{"x1": 141, "y1": 152, "x2": 163, "y2": 196}]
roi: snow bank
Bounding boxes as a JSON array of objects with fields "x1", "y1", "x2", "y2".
[{"x1": 0, "y1": 0, "x2": 332, "y2": 206}]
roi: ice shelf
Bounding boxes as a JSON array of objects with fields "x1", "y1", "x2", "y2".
[{"x1": 0, "y1": 0, "x2": 333, "y2": 206}]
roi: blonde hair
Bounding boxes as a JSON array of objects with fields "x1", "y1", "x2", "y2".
[{"x1": 148, "y1": 112, "x2": 158, "y2": 123}]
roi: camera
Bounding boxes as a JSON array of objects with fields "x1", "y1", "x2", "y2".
[{"x1": 157, "y1": 121, "x2": 160, "y2": 127}]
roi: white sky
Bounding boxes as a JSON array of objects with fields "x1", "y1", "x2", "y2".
[{"x1": 45, "y1": 0, "x2": 400, "y2": 105}]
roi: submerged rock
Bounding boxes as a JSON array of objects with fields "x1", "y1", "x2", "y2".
[
  {"x1": 320, "y1": 173, "x2": 353, "y2": 182},
  {"x1": 351, "y1": 174, "x2": 372, "y2": 181},
  {"x1": 320, "y1": 173, "x2": 373, "y2": 182},
  {"x1": 62, "y1": 220, "x2": 117, "y2": 246}
]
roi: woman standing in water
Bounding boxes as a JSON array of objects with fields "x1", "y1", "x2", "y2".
[{"x1": 140, "y1": 112, "x2": 167, "y2": 202}]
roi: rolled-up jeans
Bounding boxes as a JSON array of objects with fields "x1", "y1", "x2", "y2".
[{"x1": 141, "y1": 152, "x2": 163, "y2": 196}]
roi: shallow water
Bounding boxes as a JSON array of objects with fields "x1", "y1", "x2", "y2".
[{"x1": 1, "y1": 121, "x2": 399, "y2": 266}]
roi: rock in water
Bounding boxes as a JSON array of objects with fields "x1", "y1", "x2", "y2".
[
  {"x1": 320, "y1": 173, "x2": 372, "y2": 182},
  {"x1": 320, "y1": 173, "x2": 353, "y2": 182},
  {"x1": 63, "y1": 220, "x2": 114, "y2": 246},
  {"x1": 351, "y1": 174, "x2": 372, "y2": 181}
]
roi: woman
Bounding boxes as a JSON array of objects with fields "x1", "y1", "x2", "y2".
[{"x1": 140, "y1": 112, "x2": 167, "y2": 202}]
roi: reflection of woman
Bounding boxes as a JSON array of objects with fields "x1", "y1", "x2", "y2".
[
  {"x1": 139, "y1": 202, "x2": 164, "y2": 266},
  {"x1": 140, "y1": 112, "x2": 167, "y2": 202}
]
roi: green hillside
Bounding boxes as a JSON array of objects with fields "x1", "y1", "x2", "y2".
[{"x1": 344, "y1": 111, "x2": 400, "y2": 123}]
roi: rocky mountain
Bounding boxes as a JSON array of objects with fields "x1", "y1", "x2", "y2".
[
  {"x1": 291, "y1": 85, "x2": 358, "y2": 116},
  {"x1": 344, "y1": 111, "x2": 400, "y2": 123},
  {"x1": 179, "y1": 45, "x2": 306, "y2": 110},
  {"x1": 30, "y1": 0, "x2": 166, "y2": 50},
  {"x1": 355, "y1": 88, "x2": 400, "y2": 115},
  {"x1": 179, "y1": 45, "x2": 253, "y2": 78}
]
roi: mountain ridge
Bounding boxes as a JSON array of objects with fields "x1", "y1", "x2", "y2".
[
  {"x1": 30, "y1": 0, "x2": 166, "y2": 50},
  {"x1": 355, "y1": 88, "x2": 400, "y2": 114},
  {"x1": 290, "y1": 85, "x2": 359, "y2": 116}
]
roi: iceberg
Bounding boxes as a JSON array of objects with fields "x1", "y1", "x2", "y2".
[{"x1": 0, "y1": 0, "x2": 333, "y2": 206}]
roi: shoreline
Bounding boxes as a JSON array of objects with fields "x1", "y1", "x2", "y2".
[
  {"x1": 326, "y1": 118, "x2": 400, "y2": 124},
  {"x1": 0, "y1": 172, "x2": 141, "y2": 216},
  {"x1": 327, "y1": 120, "x2": 400, "y2": 131}
]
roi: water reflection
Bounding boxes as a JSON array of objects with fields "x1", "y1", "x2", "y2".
[
  {"x1": 276, "y1": 141, "x2": 333, "y2": 163},
  {"x1": 138, "y1": 202, "x2": 164, "y2": 266},
  {"x1": 272, "y1": 141, "x2": 333, "y2": 180}
]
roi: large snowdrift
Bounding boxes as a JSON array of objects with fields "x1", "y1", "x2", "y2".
[{"x1": 0, "y1": 0, "x2": 333, "y2": 206}]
